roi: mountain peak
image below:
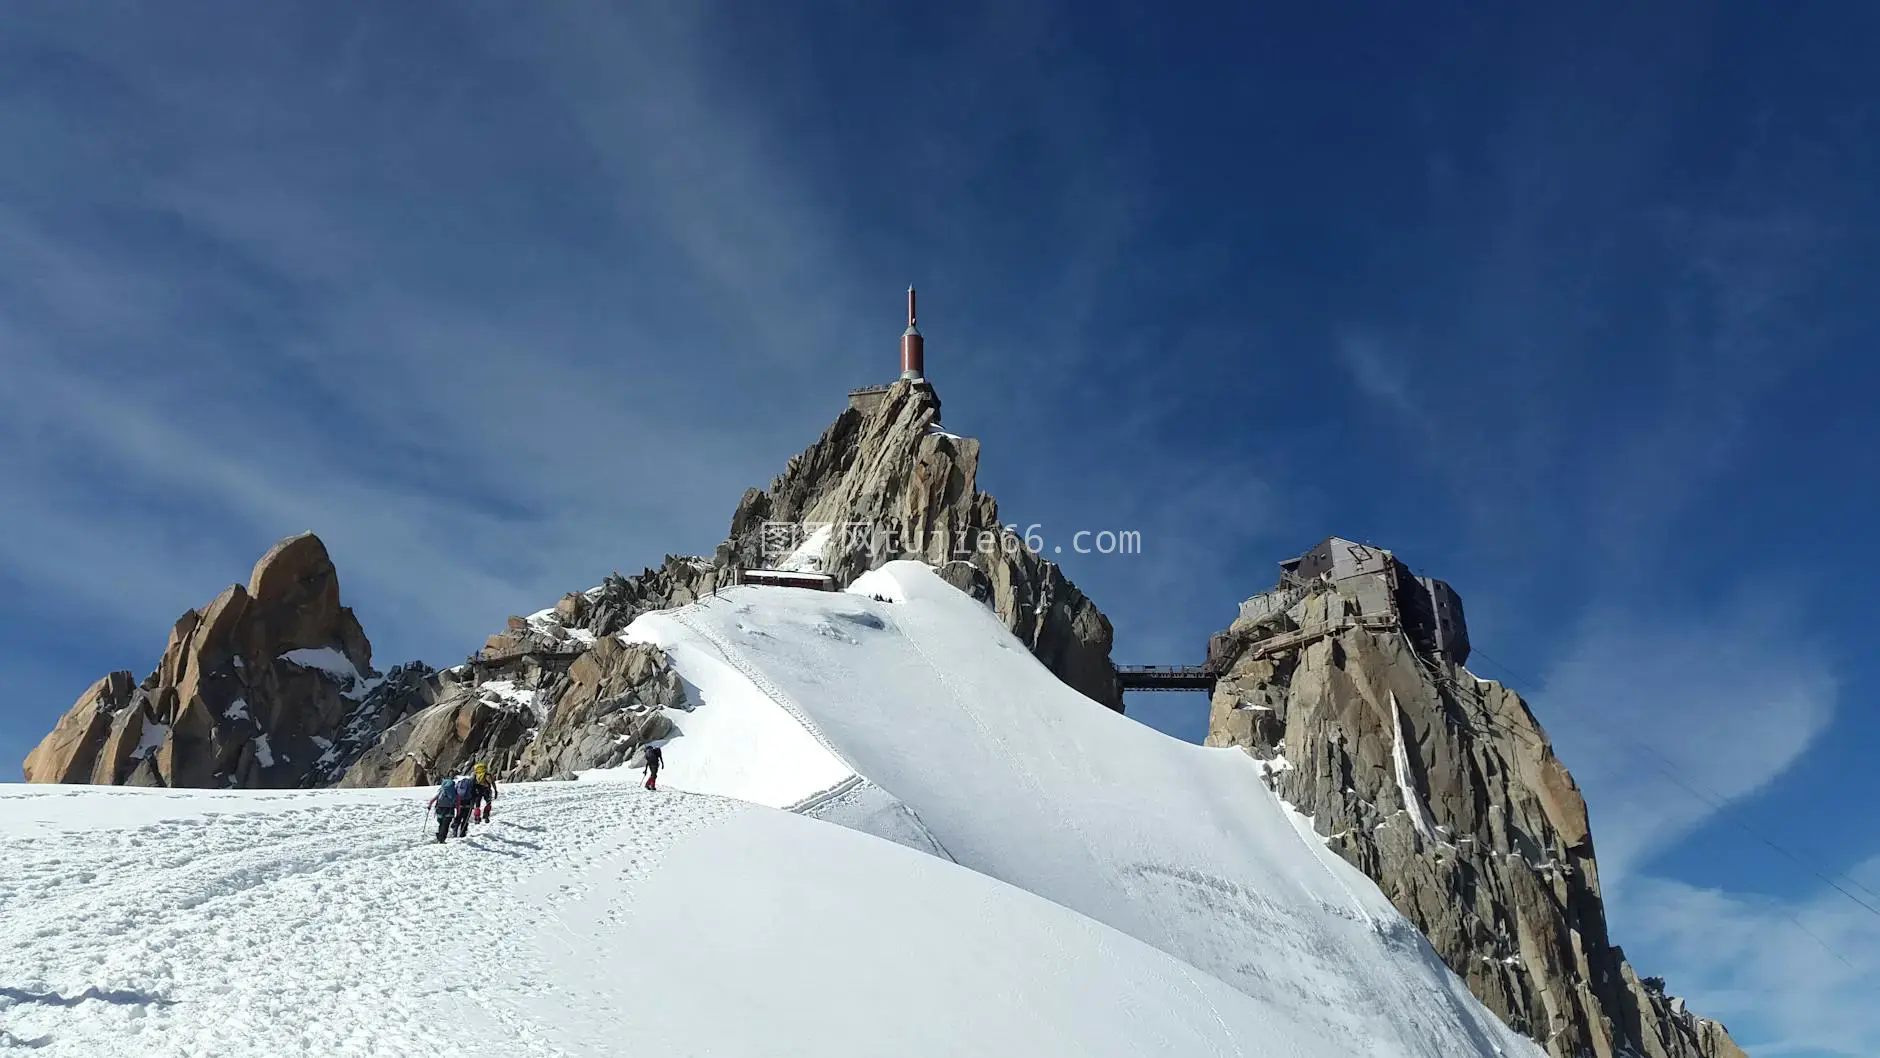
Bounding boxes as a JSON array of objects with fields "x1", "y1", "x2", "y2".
[
  {"x1": 21, "y1": 532, "x2": 417, "y2": 788},
  {"x1": 717, "y1": 378, "x2": 1118, "y2": 706},
  {"x1": 1206, "y1": 538, "x2": 1746, "y2": 1058}
]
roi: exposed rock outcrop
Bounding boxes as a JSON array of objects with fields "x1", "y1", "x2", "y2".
[
  {"x1": 476, "y1": 556, "x2": 731, "y2": 662},
  {"x1": 22, "y1": 671, "x2": 139, "y2": 784},
  {"x1": 341, "y1": 637, "x2": 684, "y2": 787},
  {"x1": 23, "y1": 383, "x2": 1120, "y2": 789},
  {"x1": 508, "y1": 638, "x2": 685, "y2": 780},
  {"x1": 451, "y1": 379, "x2": 1119, "y2": 746},
  {"x1": 337, "y1": 680, "x2": 533, "y2": 789},
  {"x1": 716, "y1": 380, "x2": 1119, "y2": 707},
  {"x1": 22, "y1": 533, "x2": 431, "y2": 788},
  {"x1": 369, "y1": 378, "x2": 1123, "y2": 784},
  {"x1": 1206, "y1": 539, "x2": 1745, "y2": 1058}
]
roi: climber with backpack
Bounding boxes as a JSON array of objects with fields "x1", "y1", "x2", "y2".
[
  {"x1": 427, "y1": 775, "x2": 463, "y2": 844},
  {"x1": 643, "y1": 743, "x2": 664, "y2": 791},
  {"x1": 451, "y1": 772, "x2": 478, "y2": 838},
  {"x1": 471, "y1": 763, "x2": 499, "y2": 824}
]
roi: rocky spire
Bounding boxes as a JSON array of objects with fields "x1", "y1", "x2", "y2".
[
  {"x1": 1205, "y1": 554, "x2": 1745, "y2": 1058},
  {"x1": 717, "y1": 378, "x2": 1118, "y2": 707},
  {"x1": 346, "y1": 378, "x2": 1122, "y2": 787},
  {"x1": 24, "y1": 378, "x2": 1122, "y2": 789},
  {"x1": 22, "y1": 533, "x2": 431, "y2": 788}
]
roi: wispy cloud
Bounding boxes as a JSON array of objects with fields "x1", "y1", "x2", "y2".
[
  {"x1": 1625, "y1": 858, "x2": 1880, "y2": 1056},
  {"x1": 1309, "y1": 45, "x2": 1878, "y2": 1043},
  {"x1": 0, "y1": 6, "x2": 872, "y2": 679},
  {"x1": 1332, "y1": 328, "x2": 1419, "y2": 425},
  {"x1": 1537, "y1": 587, "x2": 1839, "y2": 889},
  {"x1": 2, "y1": 2, "x2": 1252, "y2": 759},
  {"x1": 1524, "y1": 575, "x2": 1880, "y2": 1051}
]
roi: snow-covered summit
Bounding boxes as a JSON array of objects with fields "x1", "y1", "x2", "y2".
[
  {"x1": 616, "y1": 560, "x2": 1539, "y2": 1057},
  {"x1": 3, "y1": 560, "x2": 1542, "y2": 1057}
]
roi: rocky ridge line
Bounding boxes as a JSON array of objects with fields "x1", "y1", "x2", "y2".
[
  {"x1": 1205, "y1": 545, "x2": 1746, "y2": 1058},
  {"x1": 361, "y1": 378, "x2": 1122, "y2": 785},
  {"x1": 26, "y1": 380, "x2": 1121, "y2": 791}
]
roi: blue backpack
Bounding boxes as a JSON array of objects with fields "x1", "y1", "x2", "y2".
[
  {"x1": 435, "y1": 777, "x2": 460, "y2": 809},
  {"x1": 454, "y1": 775, "x2": 477, "y2": 802}
]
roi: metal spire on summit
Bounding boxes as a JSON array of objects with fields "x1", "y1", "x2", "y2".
[{"x1": 900, "y1": 284, "x2": 925, "y2": 380}]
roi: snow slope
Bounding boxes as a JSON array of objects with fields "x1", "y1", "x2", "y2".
[
  {"x1": 626, "y1": 562, "x2": 1541, "y2": 1058},
  {"x1": 9, "y1": 782, "x2": 1413, "y2": 1057},
  {"x1": 2, "y1": 560, "x2": 1542, "y2": 1057}
]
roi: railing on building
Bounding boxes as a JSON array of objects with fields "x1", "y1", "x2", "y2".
[
  {"x1": 1115, "y1": 665, "x2": 1218, "y2": 692},
  {"x1": 736, "y1": 568, "x2": 839, "y2": 591}
]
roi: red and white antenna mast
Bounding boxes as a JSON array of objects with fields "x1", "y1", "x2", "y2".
[{"x1": 900, "y1": 285, "x2": 925, "y2": 381}]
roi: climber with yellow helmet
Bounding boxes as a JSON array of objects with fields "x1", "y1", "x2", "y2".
[{"x1": 470, "y1": 762, "x2": 499, "y2": 825}]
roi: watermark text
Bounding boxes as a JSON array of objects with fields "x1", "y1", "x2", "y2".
[{"x1": 760, "y1": 521, "x2": 1142, "y2": 562}]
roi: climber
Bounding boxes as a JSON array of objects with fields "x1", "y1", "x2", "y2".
[
  {"x1": 451, "y1": 772, "x2": 478, "y2": 838},
  {"x1": 471, "y1": 763, "x2": 499, "y2": 824},
  {"x1": 427, "y1": 775, "x2": 463, "y2": 844},
  {"x1": 643, "y1": 743, "x2": 664, "y2": 791}
]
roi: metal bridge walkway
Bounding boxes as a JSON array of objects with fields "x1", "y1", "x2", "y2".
[{"x1": 1114, "y1": 665, "x2": 1217, "y2": 692}]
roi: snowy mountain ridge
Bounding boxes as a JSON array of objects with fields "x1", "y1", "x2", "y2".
[
  {"x1": 14, "y1": 379, "x2": 1744, "y2": 1057},
  {"x1": 626, "y1": 561, "x2": 1543, "y2": 1057},
  {"x1": 3, "y1": 562, "x2": 1543, "y2": 1058}
]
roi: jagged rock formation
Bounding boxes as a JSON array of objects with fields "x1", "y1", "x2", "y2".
[
  {"x1": 1206, "y1": 537, "x2": 1745, "y2": 1058},
  {"x1": 337, "y1": 674, "x2": 533, "y2": 788},
  {"x1": 24, "y1": 381, "x2": 1115, "y2": 788},
  {"x1": 508, "y1": 638, "x2": 684, "y2": 779},
  {"x1": 22, "y1": 533, "x2": 432, "y2": 788},
  {"x1": 342, "y1": 607, "x2": 688, "y2": 787},
  {"x1": 342, "y1": 379, "x2": 1121, "y2": 785},
  {"x1": 478, "y1": 558, "x2": 732, "y2": 662},
  {"x1": 716, "y1": 379, "x2": 1119, "y2": 707},
  {"x1": 12, "y1": 385, "x2": 1747, "y2": 1058}
]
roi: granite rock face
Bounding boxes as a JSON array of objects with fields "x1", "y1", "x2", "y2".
[
  {"x1": 22, "y1": 533, "x2": 432, "y2": 788},
  {"x1": 341, "y1": 628, "x2": 686, "y2": 787},
  {"x1": 336, "y1": 676, "x2": 533, "y2": 789},
  {"x1": 22, "y1": 671, "x2": 140, "y2": 785},
  {"x1": 1206, "y1": 550, "x2": 1746, "y2": 1058},
  {"x1": 716, "y1": 380, "x2": 1119, "y2": 708},
  {"x1": 23, "y1": 384, "x2": 1120, "y2": 790},
  {"x1": 372, "y1": 379, "x2": 1125, "y2": 784},
  {"x1": 508, "y1": 638, "x2": 685, "y2": 780}
]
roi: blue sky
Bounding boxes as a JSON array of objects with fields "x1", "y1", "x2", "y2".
[{"x1": 2, "y1": 3, "x2": 1875, "y2": 1052}]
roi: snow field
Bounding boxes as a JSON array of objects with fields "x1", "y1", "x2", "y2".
[
  {"x1": 6, "y1": 780, "x2": 1405, "y2": 1058},
  {"x1": 2, "y1": 782, "x2": 736, "y2": 1057},
  {"x1": 2, "y1": 560, "x2": 1545, "y2": 1057},
  {"x1": 603, "y1": 624, "x2": 852, "y2": 809},
  {"x1": 625, "y1": 562, "x2": 1540, "y2": 1058}
]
